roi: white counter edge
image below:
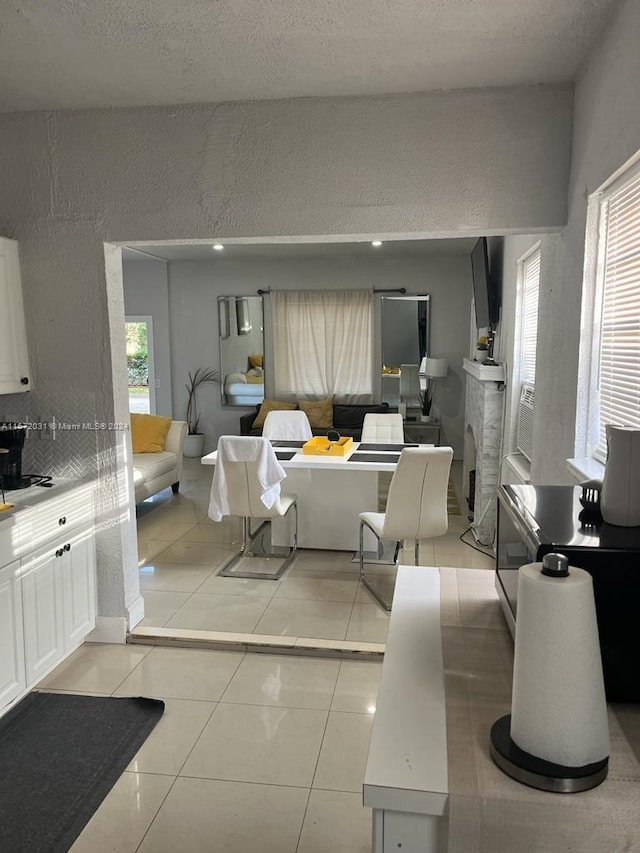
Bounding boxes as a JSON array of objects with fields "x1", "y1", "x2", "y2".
[{"x1": 363, "y1": 565, "x2": 448, "y2": 815}]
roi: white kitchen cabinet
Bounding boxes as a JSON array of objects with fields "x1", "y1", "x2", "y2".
[
  {"x1": 0, "y1": 560, "x2": 26, "y2": 710},
  {"x1": 21, "y1": 544, "x2": 65, "y2": 685},
  {"x1": 61, "y1": 527, "x2": 96, "y2": 651},
  {"x1": 0, "y1": 481, "x2": 96, "y2": 715},
  {"x1": 22, "y1": 526, "x2": 96, "y2": 684},
  {"x1": 0, "y1": 236, "x2": 31, "y2": 394}
]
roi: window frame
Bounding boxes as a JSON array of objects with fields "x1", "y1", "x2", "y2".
[
  {"x1": 517, "y1": 243, "x2": 542, "y2": 389},
  {"x1": 576, "y1": 153, "x2": 640, "y2": 463}
]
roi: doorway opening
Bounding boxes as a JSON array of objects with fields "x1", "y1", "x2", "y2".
[
  {"x1": 113, "y1": 236, "x2": 495, "y2": 646},
  {"x1": 125, "y1": 316, "x2": 156, "y2": 414}
]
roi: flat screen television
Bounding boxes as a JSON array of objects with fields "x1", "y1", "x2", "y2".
[{"x1": 470, "y1": 237, "x2": 500, "y2": 330}]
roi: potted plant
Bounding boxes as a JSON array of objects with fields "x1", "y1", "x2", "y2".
[
  {"x1": 183, "y1": 367, "x2": 220, "y2": 457},
  {"x1": 419, "y1": 386, "x2": 433, "y2": 422},
  {"x1": 476, "y1": 335, "x2": 489, "y2": 363}
]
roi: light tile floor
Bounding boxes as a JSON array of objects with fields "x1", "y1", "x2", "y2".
[
  {"x1": 32, "y1": 460, "x2": 493, "y2": 851},
  {"x1": 135, "y1": 458, "x2": 494, "y2": 642},
  {"x1": 37, "y1": 641, "x2": 382, "y2": 853}
]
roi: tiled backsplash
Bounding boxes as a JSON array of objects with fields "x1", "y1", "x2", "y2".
[{"x1": 0, "y1": 387, "x2": 98, "y2": 480}]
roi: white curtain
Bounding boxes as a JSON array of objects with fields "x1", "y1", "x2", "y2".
[{"x1": 272, "y1": 290, "x2": 373, "y2": 402}]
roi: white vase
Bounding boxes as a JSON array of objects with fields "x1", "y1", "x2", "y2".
[
  {"x1": 183, "y1": 433, "x2": 205, "y2": 458},
  {"x1": 475, "y1": 349, "x2": 488, "y2": 363},
  {"x1": 600, "y1": 425, "x2": 640, "y2": 526}
]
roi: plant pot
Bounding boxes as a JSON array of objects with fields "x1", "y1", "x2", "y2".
[
  {"x1": 183, "y1": 433, "x2": 205, "y2": 458},
  {"x1": 420, "y1": 415, "x2": 432, "y2": 423},
  {"x1": 475, "y1": 349, "x2": 489, "y2": 363}
]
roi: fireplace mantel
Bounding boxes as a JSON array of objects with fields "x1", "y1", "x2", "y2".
[{"x1": 463, "y1": 358, "x2": 506, "y2": 383}]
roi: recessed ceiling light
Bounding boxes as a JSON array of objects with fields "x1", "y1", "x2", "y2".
[
  {"x1": 371, "y1": 240, "x2": 382, "y2": 248},
  {"x1": 212, "y1": 243, "x2": 224, "y2": 251}
]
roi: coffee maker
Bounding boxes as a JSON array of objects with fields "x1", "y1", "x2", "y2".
[{"x1": 0, "y1": 424, "x2": 32, "y2": 490}]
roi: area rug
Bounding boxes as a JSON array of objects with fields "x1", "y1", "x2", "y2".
[{"x1": 0, "y1": 691, "x2": 164, "y2": 853}]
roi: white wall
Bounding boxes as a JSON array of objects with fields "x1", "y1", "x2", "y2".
[
  {"x1": 0, "y1": 84, "x2": 573, "y2": 624},
  {"x1": 529, "y1": 0, "x2": 640, "y2": 483},
  {"x1": 167, "y1": 252, "x2": 472, "y2": 456},
  {"x1": 123, "y1": 260, "x2": 173, "y2": 416}
]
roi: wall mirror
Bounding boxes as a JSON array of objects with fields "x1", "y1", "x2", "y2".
[
  {"x1": 219, "y1": 296, "x2": 265, "y2": 406},
  {"x1": 381, "y1": 295, "x2": 430, "y2": 407}
]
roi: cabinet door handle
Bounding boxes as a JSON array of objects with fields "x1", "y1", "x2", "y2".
[
  {"x1": 20, "y1": 377, "x2": 29, "y2": 385},
  {"x1": 55, "y1": 549, "x2": 63, "y2": 558},
  {"x1": 63, "y1": 543, "x2": 71, "y2": 552},
  {"x1": 58, "y1": 516, "x2": 67, "y2": 526}
]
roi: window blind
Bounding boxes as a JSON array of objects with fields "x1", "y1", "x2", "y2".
[
  {"x1": 520, "y1": 248, "x2": 540, "y2": 385},
  {"x1": 596, "y1": 169, "x2": 640, "y2": 458}
]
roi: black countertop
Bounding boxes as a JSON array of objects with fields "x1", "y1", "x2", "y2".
[{"x1": 500, "y1": 484, "x2": 640, "y2": 551}]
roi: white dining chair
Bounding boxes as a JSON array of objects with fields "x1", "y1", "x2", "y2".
[
  {"x1": 262, "y1": 410, "x2": 313, "y2": 441},
  {"x1": 208, "y1": 436, "x2": 298, "y2": 579},
  {"x1": 359, "y1": 446, "x2": 453, "y2": 610},
  {"x1": 399, "y1": 363, "x2": 422, "y2": 409},
  {"x1": 360, "y1": 413, "x2": 405, "y2": 444}
]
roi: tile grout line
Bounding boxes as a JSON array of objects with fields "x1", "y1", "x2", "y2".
[
  {"x1": 133, "y1": 772, "x2": 181, "y2": 853},
  {"x1": 169, "y1": 649, "x2": 247, "y2": 781},
  {"x1": 293, "y1": 656, "x2": 343, "y2": 853}
]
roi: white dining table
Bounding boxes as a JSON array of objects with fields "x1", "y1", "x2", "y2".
[{"x1": 201, "y1": 440, "x2": 431, "y2": 551}]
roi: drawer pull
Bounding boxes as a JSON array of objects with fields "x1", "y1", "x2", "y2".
[
  {"x1": 63, "y1": 543, "x2": 71, "y2": 552},
  {"x1": 55, "y1": 549, "x2": 64, "y2": 558},
  {"x1": 58, "y1": 516, "x2": 67, "y2": 526}
]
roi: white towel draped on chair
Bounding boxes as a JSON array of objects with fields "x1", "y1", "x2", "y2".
[{"x1": 208, "y1": 436, "x2": 286, "y2": 521}]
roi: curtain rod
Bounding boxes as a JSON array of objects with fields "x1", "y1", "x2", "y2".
[{"x1": 257, "y1": 287, "x2": 407, "y2": 295}]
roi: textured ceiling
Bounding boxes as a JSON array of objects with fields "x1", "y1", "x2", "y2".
[
  {"x1": 122, "y1": 237, "x2": 479, "y2": 262},
  {"x1": 0, "y1": 0, "x2": 618, "y2": 112}
]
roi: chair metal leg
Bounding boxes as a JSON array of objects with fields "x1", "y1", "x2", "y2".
[
  {"x1": 359, "y1": 518, "x2": 395, "y2": 612},
  {"x1": 218, "y1": 516, "x2": 250, "y2": 576},
  {"x1": 218, "y1": 501, "x2": 298, "y2": 580},
  {"x1": 415, "y1": 539, "x2": 420, "y2": 565}
]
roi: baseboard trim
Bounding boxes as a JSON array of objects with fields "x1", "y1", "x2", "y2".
[{"x1": 86, "y1": 616, "x2": 128, "y2": 644}]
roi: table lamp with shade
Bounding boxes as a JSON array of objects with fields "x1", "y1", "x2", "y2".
[{"x1": 419, "y1": 357, "x2": 448, "y2": 421}]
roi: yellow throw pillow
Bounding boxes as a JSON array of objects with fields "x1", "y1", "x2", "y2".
[
  {"x1": 248, "y1": 354, "x2": 264, "y2": 369},
  {"x1": 298, "y1": 399, "x2": 333, "y2": 429},
  {"x1": 130, "y1": 413, "x2": 172, "y2": 453},
  {"x1": 252, "y1": 400, "x2": 296, "y2": 429}
]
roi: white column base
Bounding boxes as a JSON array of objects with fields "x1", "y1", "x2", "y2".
[
  {"x1": 86, "y1": 616, "x2": 128, "y2": 644},
  {"x1": 127, "y1": 594, "x2": 146, "y2": 631}
]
